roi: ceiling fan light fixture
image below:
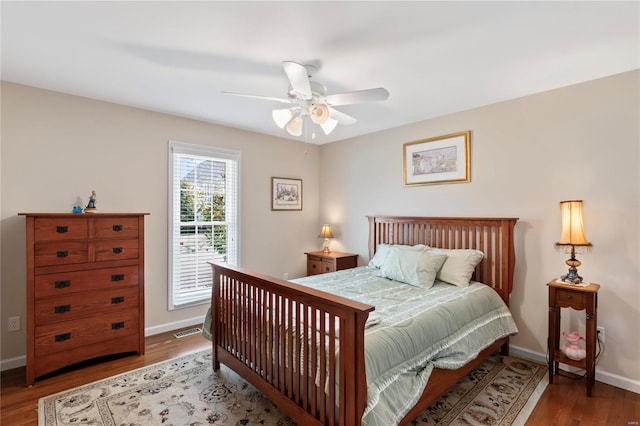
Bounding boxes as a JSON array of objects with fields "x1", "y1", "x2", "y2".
[
  {"x1": 285, "y1": 116, "x2": 303, "y2": 136},
  {"x1": 310, "y1": 103, "x2": 330, "y2": 125},
  {"x1": 272, "y1": 108, "x2": 293, "y2": 128},
  {"x1": 320, "y1": 117, "x2": 338, "y2": 135}
]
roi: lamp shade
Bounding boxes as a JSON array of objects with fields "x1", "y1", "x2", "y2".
[
  {"x1": 272, "y1": 108, "x2": 293, "y2": 128},
  {"x1": 556, "y1": 200, "x2": 591, "y2": 246},
  {"x1": 285, "y1": 116, "x2": 303, "y2": 136},
  {"x1": 318, "y1": 224, "x2": 334, "y2": 239}
]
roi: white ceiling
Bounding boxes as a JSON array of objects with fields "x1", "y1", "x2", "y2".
[{"x1": 2, "y1": 1, "x2": 638, "y2": 144}]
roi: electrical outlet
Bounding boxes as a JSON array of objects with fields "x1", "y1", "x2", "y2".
[
  {"x1": 597, "y1": 326, "x2": 605, "y2": 343},
  {"x1": 7, "y1": 316, "x2": 21, "y2": 332},
  {"x1": 283, "y1": 272, "x2": 289, "y2": 280}
]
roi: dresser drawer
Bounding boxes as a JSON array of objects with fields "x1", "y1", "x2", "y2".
[
  {"x1": 34, "y1": 309, "x2": 139, "y2": 356},
  {"x1": 35, "y1": 286, "x2": 139, "y2": 325},
  {"x1": 556, "y1": 288, "x2": 586, "y2": 309},
  {"x1": 35, "y1": 266, "x2": 139, "y2": 298},
  {"x1": 34, "y1": 218, "x2": 88, "y2": 242},
  {"x1": 94, "y1": 217, "x2": 139, "y2": 239},
  {"x1": 95, "y1": 238, "x2": 139, "y2": 262},
  {"x1": 34, "y1": 241, "x2": 88, "y2": 267}
]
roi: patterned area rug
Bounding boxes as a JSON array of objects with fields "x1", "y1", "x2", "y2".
[{"x1": 39, "y1": 349, "x2": 547, "y2": 426}]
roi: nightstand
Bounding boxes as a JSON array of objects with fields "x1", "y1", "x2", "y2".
[
  {"x1": 547, "y1": 280, "x2": 600, "y2": 396},
  {"x1": 305, "y1": 251, "x2": 358, "y2": 276}
]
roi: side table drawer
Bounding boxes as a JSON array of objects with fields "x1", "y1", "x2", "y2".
[
  {"x1": 556, "y1": 288, "x2": 586, "y2": 309},
  {"x1": 308, "y1": 258, "x2": 323, "y2": 275}
]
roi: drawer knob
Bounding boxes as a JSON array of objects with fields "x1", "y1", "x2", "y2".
[
  {"x1": 54, "y1": 304, "x2": 71, "y2": 314},
  {"x1": 56, "y1": 226, "x2": 68, "y2": 233},
  {"x1": 111, "y1": 296, "x2": 125, "y2": 304},
  {"x1": 56, "y1": 250, "x2": 69, "y2": 258},
  {"x1": 567, "y1": 295, "x2": 573, "y2": 300},
  {"x1": 111, "y1": 274, "x2": 125, "y2": 282},
  {"x1": 113, "y1": 225, "x2": 123, "y2": 232},
  {"x1": 111, "y1": 321, "x2": 125, "y2": 330},
  {"x1": 325, "y1": 266, "x2": 330, "y2": 272},
  {"x1": 113, "y1": 247, "x2": 123, "y2": 254},
  {"x1": 54, "y1": 280, "x2": 71, "y2": 289},
  {"x1": 312, "y1": 264, "x2": 317, "y2": 269},
  {"x1": 55, "y1": 332, "x2": 71, "y2": 342}
]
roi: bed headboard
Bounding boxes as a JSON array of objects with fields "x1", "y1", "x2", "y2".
[{"x1": 367, "y1": 216, "x2": 518, "y2": 305}]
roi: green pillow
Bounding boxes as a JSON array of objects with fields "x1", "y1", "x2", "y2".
[{"x1": 379, "y1": 247, "x2": 447, "y2": 288}]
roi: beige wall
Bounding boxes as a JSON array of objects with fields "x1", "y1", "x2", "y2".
[
  {"x1": 0, "y1": 82, "x2": 320, "y2": 364},
  {"x1": 319, "y1": 70, "x2": 640, "y2": 391},
  {"x1": 2, "y1": 71, "x2": 639, "y2": 392}
]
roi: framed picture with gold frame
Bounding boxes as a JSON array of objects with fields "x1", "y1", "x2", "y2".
[
  {"x1": 403, "y1": 131, "x2": 470, "y2": 186},
  {"x1": 271, "y1": 177, "x2": 303, "y2": 210}
]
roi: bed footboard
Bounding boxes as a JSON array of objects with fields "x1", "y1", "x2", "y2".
[{"x1": 210, "y1": 262, "x2": 375, "y2": 426}]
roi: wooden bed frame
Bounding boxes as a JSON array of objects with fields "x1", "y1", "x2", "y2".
[{"x1": 209, "y1": 216, "x2": 518, "y2": 426}]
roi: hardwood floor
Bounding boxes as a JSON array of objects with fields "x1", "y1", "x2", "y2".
[{"x1": 2, "y1": 327, "x2": 638, "y2": 425}]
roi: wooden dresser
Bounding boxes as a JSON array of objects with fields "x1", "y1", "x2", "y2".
[{"x1": 19, "y1": 213, "x2": 148, "y2": 385}]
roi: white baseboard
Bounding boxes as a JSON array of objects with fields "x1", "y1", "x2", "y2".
[
  {"x1": 1, "y1": 354, "x2": 26, "y2": 372},
  {"x1": 0, "y1": 316, "x2": 205, "y2": 372},
  {"x1": 144, "y1": 315, "x2": 204, "y2": 336},
  {"x1": 510, "y1": 344, "x2": 640, "y2": 395}
]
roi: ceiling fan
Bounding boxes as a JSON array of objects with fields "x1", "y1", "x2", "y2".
[{"x1": 222, "y1": 61, "x2": 389, "y2": 138}]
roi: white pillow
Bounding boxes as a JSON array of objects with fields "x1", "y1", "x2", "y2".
[
  {"x1": 368, "y1": 244, "x2": 426, "y2": 268},
  {"x1": 425, "y1": 247, "x2": 484, "y2": 286},
  {"x1": 379, "y1": 247, "x2": 447, "y2": 288}
]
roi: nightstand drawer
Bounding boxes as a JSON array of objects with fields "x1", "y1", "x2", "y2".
[
  {"x1": 321, "y1": 261, "x2": 335, "y2": 273},
  {"x1": 556, "y1": 288, "x2": 586, "y2": 309}
]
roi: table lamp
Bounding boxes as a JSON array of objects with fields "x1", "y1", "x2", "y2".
[
  {"x1": 555, "y1": 200, "x2": 591, "y2": 284},
  {"x1": 318, "y1": 224, "x2": 334, "y2": 253}
]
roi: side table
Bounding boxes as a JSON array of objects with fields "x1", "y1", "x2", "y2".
[{"x1": 547, "y1": 280, "x2": 600, "y2": 396}]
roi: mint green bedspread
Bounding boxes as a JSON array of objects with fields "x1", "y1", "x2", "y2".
[{"x1": 203, "y1": 266, "x2": 518, "y2": 426}]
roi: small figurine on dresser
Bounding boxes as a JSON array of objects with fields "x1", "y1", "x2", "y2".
[{"x1": 85, "y1": 190, "x2": 97, "y2": 213}]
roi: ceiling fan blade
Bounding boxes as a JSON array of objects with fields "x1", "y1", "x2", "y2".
[
  {"x1": 324, "y1": 88, "x2": 389, "y2": 106},
  {"x1": 328, "y1": 107, "x2": 357, "y2": 125},
  {"x1": 282, "y1": 61, "x2": 312, "y2": 99},
  {"x1": 221, "y1": 91, "x2": 293, "y2": 104}
]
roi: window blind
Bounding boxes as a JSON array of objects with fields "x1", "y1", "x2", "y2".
[{"x1": 168, "y1": 141, "x2": 240, "y2": 309}]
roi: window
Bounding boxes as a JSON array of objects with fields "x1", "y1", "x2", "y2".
[{"x1": 168, "y1": 141, "x2": 240, "y2": 309}]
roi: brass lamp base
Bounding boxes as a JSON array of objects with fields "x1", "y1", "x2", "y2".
[
  {"x1": 561, "y1": 249, "x2": 583, "y2": 284},
  {"x1": 323, "y1": 238, "x2": 331, "y2": 253}
]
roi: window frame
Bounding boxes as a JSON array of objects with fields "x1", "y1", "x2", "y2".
[{"x1": 168, "y1": 140, "x2": 241, "y2": 310}]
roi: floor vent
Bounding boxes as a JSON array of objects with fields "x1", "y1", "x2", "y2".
[{"x1": 173, "y1": 327, "x2": 202, "y2": 339}]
